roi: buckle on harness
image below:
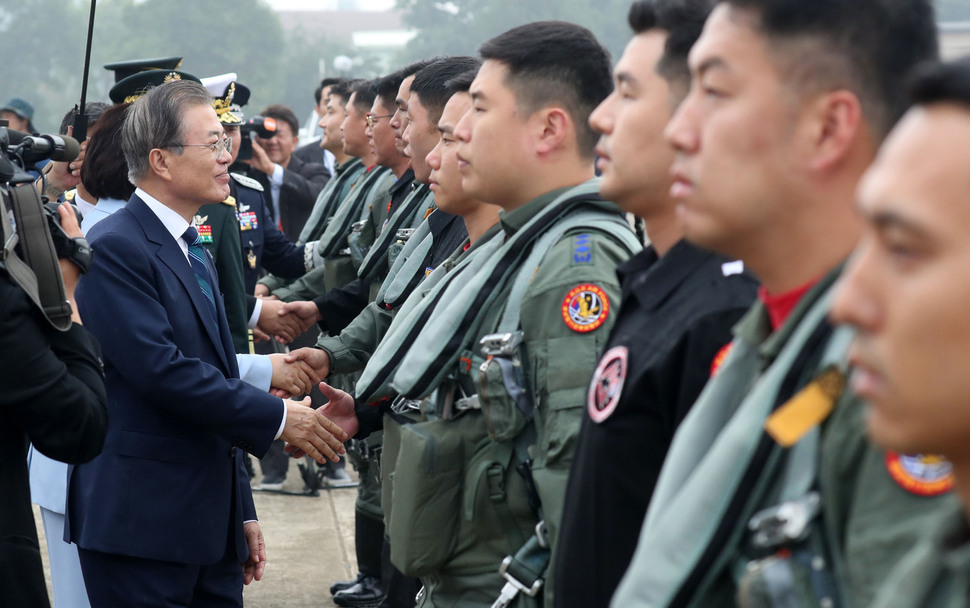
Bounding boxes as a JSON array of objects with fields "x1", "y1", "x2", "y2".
[
  {"x1": 390, "y1": 394, "x2": 422, "y2": 414},
  {"x1": 480, "y1": 332, "x2": 524, "y2": 358},
  {"x1": 351, "y1": 220, "x2": 367, "y2": 233},
  {"x1": 748, "y1": 491, "x2": 821, "y2": 550},
  {"x1": 395, "y1": 227, "x2": 416, "y2": 242}
]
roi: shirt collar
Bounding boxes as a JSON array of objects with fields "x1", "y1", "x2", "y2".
[
  {"x1": 74, "y1": 191, "x2": 96, "y2": 218},
  {"x1": 136, "y1": 187, "x2": 192, "y2": 244},
  {"x1": 498, "y1": 186, "x2": 571, "y2": 238}
]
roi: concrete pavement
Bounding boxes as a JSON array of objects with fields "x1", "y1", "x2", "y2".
[{"x1": 35, "y1": 457, "x2": 360, "y2": 608}]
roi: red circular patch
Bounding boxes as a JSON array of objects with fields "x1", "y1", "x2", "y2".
[
  {"x1": 885, "y1": 452, "x2": 955, "y2": 497},
  {"x1": 588, "y1": 346, "x2": 628, "y2": 423},
  {"x1": 710, "y1": 342, "x2": 734, "y2": 377},
  {"x1": 561, "y1": 284, "x2": 610, "y2": 333}
]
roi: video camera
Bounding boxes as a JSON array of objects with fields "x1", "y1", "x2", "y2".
[
  {"x1": 236, "y1": 115, "x2": 277, "y2": 161},
  {"x1": 0, "y1": 123, "x2": 86, "y2": 262},
  {"x1": 1, "y1": 121, "x2": 88, "y2": 330}
]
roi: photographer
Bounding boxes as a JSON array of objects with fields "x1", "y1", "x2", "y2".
[{"x1": 1, "y1": 201, "x2": 108, "y2": 607}]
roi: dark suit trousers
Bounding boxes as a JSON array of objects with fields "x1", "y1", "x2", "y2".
[{"x1": 78, "y1": 544, "x2": 243, "y2": 608}]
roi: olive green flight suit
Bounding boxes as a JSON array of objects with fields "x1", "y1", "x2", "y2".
[
  {"x1": 870, "y1": 500, "x2": 970, "y2": 608},
  {"x1": 611, "y1": 269, "x2": 961, "y2": 608},
  {"x1": 372, "y1": 183, "x2": 641, "y2": 608}
]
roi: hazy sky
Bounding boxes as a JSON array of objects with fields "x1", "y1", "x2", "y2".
[{"x1": 264, "y1": 0, "x2": 396, "y2": 11}]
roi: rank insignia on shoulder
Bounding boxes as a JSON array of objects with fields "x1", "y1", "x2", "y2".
[
  {"x1": 230, "y1": 172, "x2": 264, "y2": 192},
  {"x1": 221, "y1": 195, "x2": 236, "y2": 207},
  {"x1": 196, "y1": 224, "x2": 213, "y2": 244},
  {"x1": 588, "y1": 345, "x2": 627, "y2": 423},
  {"x1": 764, "y1": 365, "x2": 845, "y2": 447},
  {"x1": 885, "y1": 452, "x2": 955, "y2": 497},
  {"x1": 561, "y1": 283, "x2": 610, "y2": 333},
  {"x1": 572, "y1": 233, "x2": 593, "y2": 265},
  {"x1": 238, "y1": 211, "x2": 258, "y2": 231}
]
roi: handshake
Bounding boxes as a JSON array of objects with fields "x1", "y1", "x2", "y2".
[
  {"x1": 266, "y1": 348, "x2": 360, "y2": 465},
  {"x1": 252, "y1": 297, "x2": 322, "y2": 345}
]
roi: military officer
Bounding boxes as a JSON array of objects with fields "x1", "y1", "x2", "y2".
[
  {"x1": 553, "y1": 3, "x2": 759, "y2": 606},
  {"x1": 832, "y1": 57, "x2": 970, "y2": 608},
  {"x1": 613, "y1": 1, "x2": 958, "y2": 607}
]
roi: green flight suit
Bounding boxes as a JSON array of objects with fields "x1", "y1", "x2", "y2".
[
  {"x1": 268, "y1": 167, "x2": 395, "y2": 302},
  {"x1": 870, "y1": 500, "x2": 970, "y2": 608},
  {"x1": 611, "y1": 269, "x2": 961, "y2": 608},
  {"x1": 371, "y1": 183, "x2": 641, "y2": 608},
  {"x1": 258, "y1": 157, "x2": 365, "y2": 294},
  {"x1": 197, "y1": 198, "x2": 250, "y2": 354}
]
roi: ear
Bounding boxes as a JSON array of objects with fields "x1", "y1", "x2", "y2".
[
  {"x1": 806, "y1": 90, "x2": 863, "y2": 173},
  {"x1": 148, "y1": 148, "x2": 173, "y2": 182},
  {"x1": 533, "y1": 107, "x2": 572, "y2": 157}
]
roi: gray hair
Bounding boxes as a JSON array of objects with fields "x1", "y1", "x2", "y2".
[{"x1": 122, "y1": 79, "x2": 213, "y2": 183}]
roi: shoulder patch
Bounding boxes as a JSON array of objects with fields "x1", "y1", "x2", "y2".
[
  {"x1": 561, "y1": 283, "x2": 610, "y2": 333},
  {"x1": 710, "y1": 342, "x2": 734, "y2": 377},
  {"x1": 231, "y1": 172, "x2": 264, "y2": 192},
  {"x1": 221, "y1": 195, "x2": 236, "y2": 207},
  {"x1": 588, "y1": 345, "x2": 627, "y2": 423},
  {"x1": 572, "y1": 233, "x2": 593, "y2": 265},
  {"x1": 885, "y1": 452, "x2": 955, "y2": 497}
]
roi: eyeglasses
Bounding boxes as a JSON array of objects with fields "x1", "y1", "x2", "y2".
[
  {"x1": 170, "y1": 137, "x2": 233, "y2": 156},
  {"x1": 365, "y1": 113, "x2": 393, "y2": 129}
]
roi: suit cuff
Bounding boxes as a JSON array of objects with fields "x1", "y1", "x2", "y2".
[
  {"x1": 248, "y1": 298, "x2": 263, "y2": 328},
  {"x1": 236, "y1": 354, "x2": 272, "y2": 392},
  {"x1": 275, "y1": 402, "x2": 287, "y2": 440}
]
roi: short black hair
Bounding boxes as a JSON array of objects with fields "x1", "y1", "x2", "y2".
[
  {"x1": 373, "y1": 58, "x2": 440, "y2": 108},
  {"x1": 329, "y1": 79, "x2": 360, "y2": 107},
  {"x1": 629, "y1": 0, "x2": 716, "y2": 92},
  {"x1": 260, "y1": 104, "x2": 300, "y2": 137},
  {"x1": 57, "y1": 101, "x2": 111, "y2": 135},
  {"x1": 411, "y1": 57, "x2": 482, "y2": 124},
  {"x1": 909, "y1": 57, "x2": 970, "y2": 108},
  {"x1": 479, "y1": 21, "x2": 613, "y2": 158},
  {"x1": 351, "y1": 79, "x2": 378, "y2": 114},
  {"x1": 83, "y1": 103, "x2": 136, "y2": 201},
  {"x1": 374, "y1": 72, "x2": 408, "y2": 109},
  {"x1": 59, "y1": 102, "x2": 110, "y2": 136},
  {"x1": 723, "y1": 0, "x2": 938, "y2": 140},
  {"x1": 315, "y1": 77, "x2": 345, "y2": 104},
  {"x1": 445, "y1": 69, "x2": 478, "y2": 94}
]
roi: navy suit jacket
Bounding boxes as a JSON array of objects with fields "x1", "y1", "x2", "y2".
[{"x1": 69, "y1": 194, "x2": 283, "y2": 565}]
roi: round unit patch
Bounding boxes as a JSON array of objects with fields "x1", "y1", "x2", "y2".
[
  {"x1": 561, "y1": 284, "x2": 610, "y2": 333},
  {"x1": 885, "y1": 452, "x2": 955, "y2": 497},
  {"x1": 588, "y1": 346, "x2": 628, "y2": 423},
  {"x1": 710, "y1": 342, "x2": 734, "y2": 377}
]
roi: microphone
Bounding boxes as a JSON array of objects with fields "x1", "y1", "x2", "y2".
[{"x1": 5, "y1": 129, "x2": 81, "y2": 163}]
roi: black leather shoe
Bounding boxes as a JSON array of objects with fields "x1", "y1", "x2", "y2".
[
  {"x1": 330, "y1": 572, "x2": 365, "y2": 596},
  {"x1": 332, "y1": 574, "x2": 385, "y2": 607}
]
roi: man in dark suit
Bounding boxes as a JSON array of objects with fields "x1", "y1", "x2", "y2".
[
  {"x1": 242, "y1": 104, "x2": 329, "y2": 241},
  {"x1": 70, "y1": 79, "x2": 348, "y2": 607}
]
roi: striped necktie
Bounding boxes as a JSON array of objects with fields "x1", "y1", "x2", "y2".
[{"x1": 182, "y1": 226, "x2": 217, "y2": 320}]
